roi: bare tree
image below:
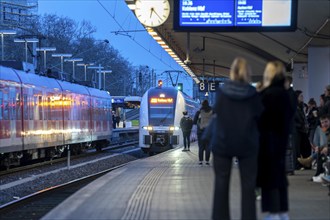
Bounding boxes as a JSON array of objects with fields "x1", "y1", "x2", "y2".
[{"x1": 4, "y1": 13, "x2": 138, "y2": 96}]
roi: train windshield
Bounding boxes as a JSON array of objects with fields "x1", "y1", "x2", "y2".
[{"x1": 149, "y1": 97, "x2": 174, "y2": 126}]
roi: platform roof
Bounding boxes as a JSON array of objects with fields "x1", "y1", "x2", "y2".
[{"x1": 125, "y1": 0, "x2": 330, "y2": 82}]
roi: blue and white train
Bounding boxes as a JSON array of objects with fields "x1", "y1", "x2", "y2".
[{"x1": 139, "y1": 84, "x2": 200, "y2": 154}]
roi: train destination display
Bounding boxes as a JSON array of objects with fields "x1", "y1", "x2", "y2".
[{"x1": 174, "y1": 0, "x2": 297, "y2": 31}]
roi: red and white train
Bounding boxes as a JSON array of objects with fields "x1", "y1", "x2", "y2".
[{"x1": 0, "y1": 65, "x2": 112, "y2": 168}]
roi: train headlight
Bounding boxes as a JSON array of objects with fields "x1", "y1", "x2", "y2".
[
  {"x1": 142, "y1": 126, "x2": 153, "y2": 131},
  {"x1": 169, "y1": 126, "x2": 179, "y2": 131}
]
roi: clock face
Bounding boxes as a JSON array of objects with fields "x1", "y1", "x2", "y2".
[{"x1": 135, "y1": 0, "x2": 170, "y2": 27}]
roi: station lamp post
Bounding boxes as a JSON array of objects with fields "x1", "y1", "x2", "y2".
[
  {"x1": 65, "y1": 58, "x2": 83, "y2": 81},
  {"x1": 36, "y1": 47, "x2": 56, "y2": 70},
  {"x1": 0, "y1": 30, "x2": 16, "y2": 61},
  {"x1": 99, "y1": 70, "x2": 112, "y2": 90},
  {"x1": 88, "y1": 65, "x2": 104, "y2": 89},
  {"x1": 52, "y1": 53, "x2": 72, "y2": 73},
  {"x1": 77, "y1": 63, "x2": 95, "y2": 81},
  {"x1": 14, "y1": 38, "x2": 39, "y2": 63}
]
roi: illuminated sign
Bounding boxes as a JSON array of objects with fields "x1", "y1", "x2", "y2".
[
  {"x1": 150, "y1": 98, "x2": 174, "y2": 104},
  {"x1": 199, "y1": 81, "x2": 227, "y2": 92},
  {"x1": 174, "y1": 0, "x2": 297, "y2": 31}
]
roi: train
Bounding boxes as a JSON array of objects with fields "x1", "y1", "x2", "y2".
[
  {"x1": 0, "y1": 64, "x2": 113, "y2": 168},
  {"x1": 139, "y1": 83, "x2": 200, "y2": 154}
]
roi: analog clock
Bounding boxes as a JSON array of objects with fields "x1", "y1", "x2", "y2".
[{"x1": 135, "y1": 0, "x2": 170, "y2": 27}]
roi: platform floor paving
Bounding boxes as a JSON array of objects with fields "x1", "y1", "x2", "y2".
[{"x1": 42, "y1": 143, "x2": 330, "y2": 220}]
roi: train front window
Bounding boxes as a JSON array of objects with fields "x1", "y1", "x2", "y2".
[{"x1": 149, "y1": 106, "x2": 174, "y2": 126}]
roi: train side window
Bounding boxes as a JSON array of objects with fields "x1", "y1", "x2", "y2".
[
  {"x1": 23, "y1": 94, "x2": 28, "y2": 120},
  {"x1": 0, "y1": 90, "x2": 3, "y2": 120},
  {"x1": 9, "y1": 89, "x2": 16, "y2": 120},
  {"x1": 16, "y1": 91, "x2": 21, "y2": 120},
  {"x1": 3, "y1": 92, "x2": 9, "y2": 120},
  {"x1": 38, "y1": 95, "x2": 43, "y2": 120},
  {"x1": 45, "y1": 96, "x2": 52, "y2": 120},
  {"x1": 29, "y1": 93, "x2": 33, "y2": 120}
]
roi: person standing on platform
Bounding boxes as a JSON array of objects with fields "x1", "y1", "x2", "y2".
[
  {"x1": 211, "y1": 57, "x2": 263, "y2": 220},
  {"x1": 294, "y1": 90, "x2": 310, "y2": 167},
  {"x1": 284, "y1": 75, "x2": 297, "y2": 175},
  {"x1": 193, "y1": 100, "x2": 213, "y2": 165},
  {"x1": 112, "y1": 111, "x2": 117, "y2": 129},
  {"x1": 180, "y1": 111, "x2": 193, "y2": 151},
  {"x1": 319, "y1": 85, "x2": 330, "y2": 116},
  {"x1": 257, "y1": 61, "x2": 295, "y2": 220}
]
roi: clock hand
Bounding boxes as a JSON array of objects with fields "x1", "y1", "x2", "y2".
[
  {"x1": 152, "y1": 9, "x2": 163, "y2": 20},
  {"x1": 150, "y1": 8, "x2": 153, "y2": 18}
]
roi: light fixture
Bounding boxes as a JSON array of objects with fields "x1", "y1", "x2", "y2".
[
  {"x1": 52, "y1": 53, "x2": 72, "y2": 73},
  {"x1": 14, "y1": 38, "x2": 39, "y2": 62},
  {"x1": 36, "y1": 47, "x2": 56, "y2": 70},
  {"x1": 65, "y1": 58, "x2": 83, "y2": 80},
  {"x1": 145, "y1": 27, "x2": 199, "y2": 83},
  {"x1": 99, "y1": 70, "x2": 112, "y2": 90},
  {"x1": 88, "y1": 65, "x2": 104, "y2": 89},
  {"x1": 0, "y1": 30, "x2": 16, "y2": 61},
  {"x1": 77, "y1": 63, "x2": 95, "y2": 81}
]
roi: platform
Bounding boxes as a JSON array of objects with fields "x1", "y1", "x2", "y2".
[{"x1": 42, "y1": 143, "x2": 330, "y2": 220}]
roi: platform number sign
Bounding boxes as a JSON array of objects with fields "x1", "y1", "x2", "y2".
[{"x1": 199, "y1": 81, "x2": 220, "y2": 92}]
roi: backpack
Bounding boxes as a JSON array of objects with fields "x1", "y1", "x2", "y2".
[
  {"x1": 181, "y1": 117, "x2": 193, "y2": 131},
  {"x1": 198, "y1": 110, "x2": 213, "y2": 129}
]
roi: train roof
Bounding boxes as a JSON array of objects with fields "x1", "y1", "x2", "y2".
[
  {"x1": 0, "y1": 65, "x2": 111, "y2": 99},
  {"x1": 86, "y1": 87, "x2": 111, "y2": 99},
  {"x1": 0, "y1": 66, "x2": 21, "y2": 83}
]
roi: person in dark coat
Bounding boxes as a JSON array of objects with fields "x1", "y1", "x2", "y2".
[
  {"x1": 319, "y1": 85, "x2": 330, "y2": 116},
  {"x1": 257, "y1": 61, "x2": 295, "y2": 220},
  {"x1": 112, "y1": 111, "x2": 117, "y2": 129},
  {"x1": 306, "y1": 98, "x2": 319, "y2": 142},
  {"x1": 284, "y1": 76, "x2": 298, "y2": 174},
  {"x1": 211, "y1": 57, "x2": 263, "y2": 220},
  {"x1": 180, "y1": 111, "x2": 193, "y2": 151},
  {"x1": 193, "y1": 100, "x2": 213, "y2": 165},
  {"x1": 294, "y1": 90, "x2": 310, "y2": 165}
]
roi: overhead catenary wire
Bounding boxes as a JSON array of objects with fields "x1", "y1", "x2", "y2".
[{"x1": 96, "y1": 0, "x2": 188, "y2": 77}]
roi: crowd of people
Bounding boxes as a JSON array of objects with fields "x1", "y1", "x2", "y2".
[{"x1": 179, "y1": 58, "x2": 330, "y2": 220}]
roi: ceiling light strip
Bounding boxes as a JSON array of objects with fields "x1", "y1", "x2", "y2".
[{"x1": 146, "y1": 27, "x2": 199, "y2": 83}]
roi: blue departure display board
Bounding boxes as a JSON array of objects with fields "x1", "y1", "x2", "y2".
[
  {"x1": 174, "y1": 0, "x2": 297, "y2": 31},
  {"x1": 180, "y1": 1, "x2": 235, "y2": 26}
]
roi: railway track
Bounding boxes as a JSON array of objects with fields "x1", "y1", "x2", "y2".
[
  {"x1": 0, "y1": 139, "x2": 138, "y2": 177},
  {"x1": 0, "y1": 163, "x2": 127, "y2": 220}
]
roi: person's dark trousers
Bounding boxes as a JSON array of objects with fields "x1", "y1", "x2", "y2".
[
  {"x1": 198, "y1": 129, "x2": 211, "y2": 161},
  {"x1": 286, "y1": 134, "x2": 295, "y2": 174},
  {"x1": 315, "y1": 152, "x2": 327, "y2": 176},
  {"x1": 293, "y1": 132, "x2": 302, "y2": 169},
  {"x1": 300, "y1": 133, "x2": 311, "y2": 158},
  {"x1": 200, "y1": 140, "x2": 211, "y2": 161},
  {"x1": 212, "y1": 154, "x2": 257, "y2": 220},
  {"x1": 182, "y1": 131, "x2": 191, "y2": 149},
  {"x1": 261, "y1": 187, "x2": 288, "y2": 213}
]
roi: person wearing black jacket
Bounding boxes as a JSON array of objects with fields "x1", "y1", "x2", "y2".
[
  {"x1": 211, "y1": 58, "x2": 263, "y2": 220},
  {"x1": 307, "y1": 98, "x2": 319, "y2": 141},
  {"x1": 294, "y1": 90, "x2": 310, "y2": 163},
  {"x1": 257, "y1": 61, "x2": 295, "y2": 220},
  {"x1": 319, "y1": 85, "x2": 330, "y2": 116},
  {"x1": 180, "y1": 111, "x2": 193, "y2": 151},
  {"x1": 284, "y1": 76, "x2": 298, "y2": 174}
]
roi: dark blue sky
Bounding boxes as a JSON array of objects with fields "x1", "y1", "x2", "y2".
[{"x1": 38, "y1": 0, "x2": 193, "y2": 95}]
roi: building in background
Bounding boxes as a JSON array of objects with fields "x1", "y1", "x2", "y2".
[{"x1": 0, "y1": 0, "x2": 37, "y2": 29}]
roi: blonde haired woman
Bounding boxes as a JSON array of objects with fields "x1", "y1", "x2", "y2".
[
  {"x1": 257, "y1": 61, "x2": 295, "y2": 220},
  {"x1": 211, "y1": 57, "x2": 263, "y2": 220}
]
